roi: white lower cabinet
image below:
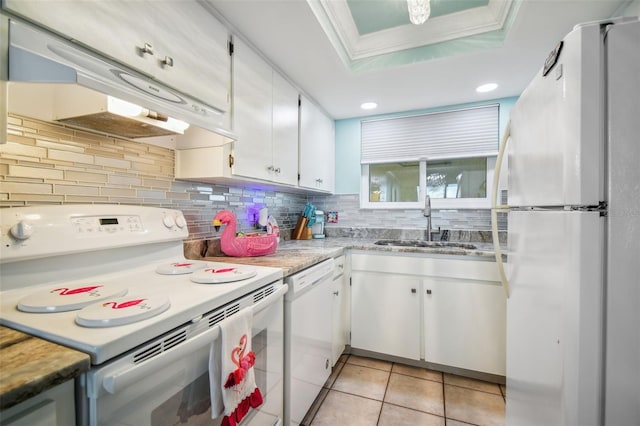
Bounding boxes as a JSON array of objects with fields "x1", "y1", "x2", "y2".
[
  {"x1": 0, "y1": 380, "x2": 75, "y2": 426},
  {"x1": 331, "y1": 255, "x2": 350, "y2": 365},
  {"x1": 423, "y1": 277, "x2": 506, "y2": 375},
  {"x1": 350, "y1": 252, "x2": 506, "y2": 376},
  {"x1": 351, "y1": 271, "x2": 422, "y2": 360}
]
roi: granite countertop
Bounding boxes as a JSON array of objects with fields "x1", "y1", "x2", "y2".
[
  {"x1": 199, "y1": 237, "x2": 502, "y2": 277},
  {"x1": 0, "y1": 326, "x2": 90, "y2": 410},
  {"x1": 1, "y1": 233, "x2": 503, "y2": 409}
]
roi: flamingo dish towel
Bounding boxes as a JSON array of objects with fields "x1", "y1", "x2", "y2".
[{"x1": 209, "y1": 307, "x2": 263, "y2": 425}]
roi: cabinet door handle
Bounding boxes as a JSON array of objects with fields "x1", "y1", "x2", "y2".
[
  {"x1": 411, "y1": 288, "x2": 416, "y2": 294},
  {"x1": 426, "y1": 289, "x2": 432, "y2": 295},
  {"x1": 140, "y1": 42, "x2": 154, "y2": 56},
  {"x1": 315, "y1": 178, "x2": 323, "y2": 184},
  {"x1": 161, "y1": 55, "x2": 174, "y2": 67},
  {"x1": 333, "y1": 291, "x2": 339, "y2": 296},
  {"x1": 274, "y1": 167, "x2": 281, "y2": 174}
]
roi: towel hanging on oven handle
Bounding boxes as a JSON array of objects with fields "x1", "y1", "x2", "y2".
[{"x1": 102, "y1": 284, "x2": 288, "y2": 394}]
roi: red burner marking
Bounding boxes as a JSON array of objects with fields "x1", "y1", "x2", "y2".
[
  {"x1": 204, "y1": 267, "x2": 235, "y2": 274},
  {"x1": 51, "y1": 285, "x2": 103, "y2": 295},
  {"x1": 102, "y1": 299, "x2": 146, "y2": 309}
]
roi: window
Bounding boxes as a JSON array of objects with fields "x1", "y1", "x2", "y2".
[
  {"x1": 368, "y1": 162, "x2": 420, "y2": 203},
  {"x1": 426, "y1": 157, "x2": 487, "y2": 199},
  {"x1": 360, "y1": 105, "x2": 499, "y2": 209}
]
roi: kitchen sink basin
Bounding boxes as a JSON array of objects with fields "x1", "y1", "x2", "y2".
[{"x1": 373, "y1": 239, "x2": 477, "y2": 249}]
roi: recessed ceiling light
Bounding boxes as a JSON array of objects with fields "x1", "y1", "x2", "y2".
[
  {"x1": 476, "y1": 83, "x2": 498, "y2": 93},
  {"x1": 360, "y1": 102, "x2": 378, "y2": 110}
]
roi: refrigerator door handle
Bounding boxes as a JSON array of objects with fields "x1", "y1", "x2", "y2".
[{"x1": 491, "y1": 120, "x2": 511, "y2": 297}]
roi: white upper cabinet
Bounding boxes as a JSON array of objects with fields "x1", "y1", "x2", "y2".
[
  {"x1": 231, "y1": 38, "x2": 299, "y2": 186},
  {"x1": 271, "y1": 72, "x2": 300, "y2": 186},
  {"x1": 3, "y1": 0, "x2": 231, "y2": 114},
  {"x1": 299, "y1": 95, "x2": 335, "y2": 193}
]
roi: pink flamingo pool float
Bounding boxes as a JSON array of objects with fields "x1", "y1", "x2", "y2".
[{"x1": 214, "y1": 210, "x2": 277, "y2": 257}]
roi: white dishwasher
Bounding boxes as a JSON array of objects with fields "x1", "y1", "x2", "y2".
[{"x1": 284, "y1": 258, "x2": 334, "y2": 426}]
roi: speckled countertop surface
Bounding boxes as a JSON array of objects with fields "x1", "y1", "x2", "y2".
[
  {"x1": 0, "y1": 326, "x2": 90, "y2": 410},
  {"x1": 2, "y1": 233, "x2": 502, "y2": 408},
  {"x1": 199, "y1": 237, "x2": 501, "y2": 276}
]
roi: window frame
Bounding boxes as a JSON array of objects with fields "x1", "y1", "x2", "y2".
[{"x1": 360, "y1": 156, "x2": 496, "y2": 210}]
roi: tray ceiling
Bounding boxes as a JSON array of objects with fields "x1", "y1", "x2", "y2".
[
  {"x1": 204, "y1": 0, "x2": 631, "y2": 119},
  {"x1": 312, "y1": 0, "x2": 516, "y2": 72}
]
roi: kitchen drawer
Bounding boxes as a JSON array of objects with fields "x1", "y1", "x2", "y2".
[
  {"x1": 350, "y1": 252, "x2": 500, "y2": 282},
  {"x1": 333, "y1": 255, "x2": 345, "y2": 279}
]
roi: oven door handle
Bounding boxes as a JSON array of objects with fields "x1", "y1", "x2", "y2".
[{"x1": 102, "y1": 283, "x2": 288, "y2": 394}]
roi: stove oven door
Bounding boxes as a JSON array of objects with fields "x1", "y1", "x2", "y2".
[{"x1": 84, "y1": 284, "x2": 286, "y2": 426}]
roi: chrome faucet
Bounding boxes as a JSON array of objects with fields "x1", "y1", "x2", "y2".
[{"x1": 424, "y1": 194, "x2": 432, "y2": 241}]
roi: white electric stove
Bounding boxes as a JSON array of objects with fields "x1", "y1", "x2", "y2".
[
  {"x1": 0, "y1": 205, "x2": 283, "y2": 365},
  {"x1": 1, "y1": 205, "x2": 287, "y2": 426}
]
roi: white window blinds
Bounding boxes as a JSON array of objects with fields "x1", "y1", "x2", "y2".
[{"x1": 361, "y1": 104, "x2": 499, "y2": 164}]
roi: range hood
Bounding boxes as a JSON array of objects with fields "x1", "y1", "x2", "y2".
[{"x1": 7, "y1": 20, "x2": 236, "y2": 145}]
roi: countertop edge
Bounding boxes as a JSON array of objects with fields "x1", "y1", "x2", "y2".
[
  {"x1": 0, "y1": 327, "x2": 90, "y2": 411},
  {"x1": 200, "y1": 238, "x2": 501, "y2": 277}
]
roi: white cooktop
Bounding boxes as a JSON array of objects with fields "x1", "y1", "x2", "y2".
[
  {"x1": 0, "y1": 258, "x2": 282, "y2": 364},
  {"x1": 0, "y1": 205, "x2": 283, "y2": 364}
]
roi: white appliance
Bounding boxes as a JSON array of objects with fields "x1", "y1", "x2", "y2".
[
  {"x1": 491, "y1": 17, "x2": 640, "y2": 426},
  {"x1": 0, "y1": 205, "x2": 285, "y2": 426},
  {"x1": 311, "y1": 210, "x2": 325, "y2": 239},
  {"x1": 283, "y1": 258, "x2": 334, "y2": 425}
]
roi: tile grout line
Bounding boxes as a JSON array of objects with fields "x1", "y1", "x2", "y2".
[
  {"x1": 310, "y1": 355, "x2": 504, "y2": 425},
  {"x1": 375, "y1": 362, "x2": 394, "y2": 425},
  {"x1": 442, "y1": 372, "x2": 448, "y2": 423}
]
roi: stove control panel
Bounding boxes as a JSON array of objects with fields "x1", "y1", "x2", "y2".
[
  {"x1": 1, "y1": 205, "x2": 189, "y2": 263},
  {"x1": 71, "y1": 215, "x2": 144, "y2": 235}
]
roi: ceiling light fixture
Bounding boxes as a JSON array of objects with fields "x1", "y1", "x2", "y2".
[
  {"x1": 361, "y1": 102, "x2": 378, "y2": 110},
  {"x1": 407, "y1": 0, "x2": 431, "y2": 25},
  {"x1": 476, "y1": 83, "x2": 498, "y2": 93}
]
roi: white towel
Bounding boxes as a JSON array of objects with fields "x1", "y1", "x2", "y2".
[{"x1": 209, "y1": 307, "x2": 263, "y2": 425}]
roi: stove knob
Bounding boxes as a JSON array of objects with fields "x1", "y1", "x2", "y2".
[
  {"x1": 175, "y1": 215, "x2": 187, "y2": 228},
  {"x1": 163, "y1": 215, "x2": 176, "y2": 228},
  {"x1": 10, "y1": 221, "x2": 33, "y2": 240}
]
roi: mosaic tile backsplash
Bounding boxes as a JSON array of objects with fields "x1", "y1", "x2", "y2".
[{"x1": 1, "y1": 114, "x2": 506, "y2": 241}]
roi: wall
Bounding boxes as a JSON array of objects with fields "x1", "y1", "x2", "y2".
[
  {"x1": 0, "y1": 114, "x2": 308, "y2": 240},
  {"x1": 322, "y1": 97, "x2": 516, "y2": 231},
  {"x1": 309, "y1": 193, "x2": 507, "y2": 232},
  {"x1": 2, "y1": 97, "x2": 514, "y2": 237},
  {"x1": 334, "y1": 97, "x2": 517, "y2": 194},
  {"x1": 623, "y1": 0, "x2": 640, "y2": 16}
]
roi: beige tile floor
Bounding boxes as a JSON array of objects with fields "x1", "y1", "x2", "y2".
[{"x1": 302, "y1": 354, "x2": 506, "y2": 426}]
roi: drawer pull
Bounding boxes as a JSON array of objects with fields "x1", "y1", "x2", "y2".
[
  {"x1": 140, "y1": 42, "x2": 154, "y2": 56},
  {"x1": 161, "y1": 55, "x2": 174, "y2": 67}
]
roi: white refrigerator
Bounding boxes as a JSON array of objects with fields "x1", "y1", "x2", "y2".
[{"x1": 495, "y1": 17, "x2": 640, "y2": 426}]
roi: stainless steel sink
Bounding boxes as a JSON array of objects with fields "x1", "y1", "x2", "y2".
[{"x1": 374, "y1": 239, "x2": 477, "y2": 249}]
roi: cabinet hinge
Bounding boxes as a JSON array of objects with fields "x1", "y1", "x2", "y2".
[
  {"x1": 228, "y1": 154, "x2": 234, "y2": 168},
  {"x1": 228, "y1": 40, "x2": 234, "y2": 56}
]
